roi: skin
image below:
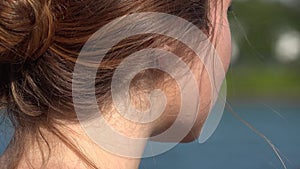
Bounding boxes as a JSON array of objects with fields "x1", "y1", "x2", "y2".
[
  {"x1": 184, "y1": 0, "x2": 233, "y2": 141},
  {"x1": 18, "y1": 0, "x2": 232, "y2": 168}
]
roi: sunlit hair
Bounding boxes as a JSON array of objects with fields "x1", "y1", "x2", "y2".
[{"x1": 0, "y1": 0, "x2": 217, "y2": 168}]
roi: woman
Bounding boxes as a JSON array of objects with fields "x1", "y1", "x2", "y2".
[{"x1": 0, "y1": 0, "x2": 232, "y2": 168}]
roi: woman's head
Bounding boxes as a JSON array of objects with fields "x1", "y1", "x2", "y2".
[
  {"x1": 0, "y1": 0, "x2": 211, "y2": 120},
  {"x1": 0, "y1": 0, "x2": 232, "y2": 168}
]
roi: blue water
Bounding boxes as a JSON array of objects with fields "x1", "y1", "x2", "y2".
[
  {"x1": 0, "y1": 113, "x2": 13, "y2": 156},
  {"x1": 139, "y1": 104, "x2": 300, "y2": 169},
  {"x1": 1, "y1": 104, "x2": 300, "y2": 169}
]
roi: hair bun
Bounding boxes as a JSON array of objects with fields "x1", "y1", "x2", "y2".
[{"x1": 0, "y1": 0, "x2": 54, "y2": 63}]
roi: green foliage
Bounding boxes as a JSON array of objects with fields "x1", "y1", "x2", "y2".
[{"x1": 227, "y1": 0, "x2": 300, "y2": 98}]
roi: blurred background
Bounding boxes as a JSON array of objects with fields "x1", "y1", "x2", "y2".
[
  {"x1": 227, "y1": 0, "x2": 300, "y2": 101},
  {"x1": 141, "y1": 0, "x2": 300, "y2": 169}
]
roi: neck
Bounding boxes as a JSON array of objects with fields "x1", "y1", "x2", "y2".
[{"x1": 17, "y1": 113, "x2": 153, "y2": 169}]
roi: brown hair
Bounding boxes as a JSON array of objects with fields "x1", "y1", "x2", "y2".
[{"x1": 0, "y1": 0, "x2": 213, "y2": 168}]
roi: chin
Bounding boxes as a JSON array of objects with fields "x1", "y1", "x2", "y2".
[
  {"x1": 180, "y1": 110, "x2": 207, "y2": 143},
  {"x1": 180, "y1": 126, "x2": 202, "y2": 143}
]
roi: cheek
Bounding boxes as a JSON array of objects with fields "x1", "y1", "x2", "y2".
[
  {"x1": 209, "y1": 1, "x2": 232, "y2": 72},
  {"x1": 181, "y1": 68, "x2": 212, "y2": 142},
  {"x1": 183, "y1": 16, "x2": 233, "y2": 142},
  {"x1": 216, "y1": 17, "x2": 232, "y2": 72}
]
